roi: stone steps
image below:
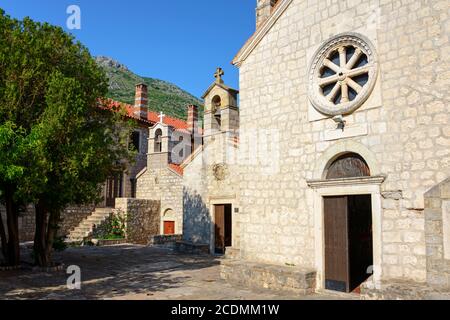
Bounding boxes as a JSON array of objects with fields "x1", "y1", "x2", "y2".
[{"x1": 66, "y1": 208, "x2": 113, "y2": 243}]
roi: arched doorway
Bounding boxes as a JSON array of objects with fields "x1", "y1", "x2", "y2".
[
  {"x1": 322, "y1": 152, "x2": 374, "y2": 293},
  {"x1": 163, "y1": 209, "x2": 175, "y2": 235}
]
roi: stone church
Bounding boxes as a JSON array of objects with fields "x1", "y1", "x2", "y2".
[{"x1": 160, "y1": 0, "x2": 448, "y2": 297}]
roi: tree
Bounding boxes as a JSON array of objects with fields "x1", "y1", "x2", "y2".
[{"x1": 0, "y1": 9, "x2": 133, "y2": 266}]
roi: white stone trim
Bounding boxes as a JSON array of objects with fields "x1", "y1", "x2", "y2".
[
  {"x1": 311, "y1": 184, "x2": 383, "y2": 291},
  {"x1": 314, "y1": 140, "x2": 381, "y2": 180},
  {"x1": 232, "y1": 0, "x2": 294, "y2": 67},
  {"x1": 443, "y1": 201, "x2": 450, "y2": 260},
  {"x1": 135, "y1": 167, "x2": 147, "y2": 180},
  {"x1": 307, "y1": 176, "x2": 386, "y2": 188}
]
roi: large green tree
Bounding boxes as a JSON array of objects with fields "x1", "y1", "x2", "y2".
[{"x1": 0, "y1": 9, "x2": 133, "y2": 266}]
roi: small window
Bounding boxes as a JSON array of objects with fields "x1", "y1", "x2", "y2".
[
  {"x1": 212, "y1": 95, "x2": 222, "y2": 130},
  {"x1": 154, "y1": 129, "x2": 162, "y2": 153},
  {"x1": 130, "y1": 131, "x2": 140, "y2": 153}
]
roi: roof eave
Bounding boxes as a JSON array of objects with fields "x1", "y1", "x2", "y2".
[{"x1": 232, "y1": 0, "x2": 293, "y2": 67}]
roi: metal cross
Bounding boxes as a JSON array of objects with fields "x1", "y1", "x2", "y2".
[
  {"x1": 158, "y1": 111, "x2": 165, "y2": 124},
  {"x1": 214, "y1": 67, "x2": 224, "y2": 82}
]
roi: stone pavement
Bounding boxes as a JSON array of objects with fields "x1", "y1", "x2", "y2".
[{"x1": 0, "y1": 244, "x2": 355, "y2": 300}]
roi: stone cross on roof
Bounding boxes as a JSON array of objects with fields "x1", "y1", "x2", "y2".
[
  {"x1": 214, "y1": 67, "x2": 224, "y2": 83},
  {"x1": 158, "y1": 111, "x2": 165, "y2": 124}
]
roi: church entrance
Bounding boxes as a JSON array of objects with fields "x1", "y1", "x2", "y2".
[
  {"x1": 324, "y1": 194, "x2": 373, "y2": 293},
  {"x1": 214, "y1": 204, "x2": 232, "y2": 254},
  {"x1": 164, "y1": 221, "x2": 175, "y2": 235},
  {"x1": 105, "y1": 173, "x2": 123, "y2": 208}
]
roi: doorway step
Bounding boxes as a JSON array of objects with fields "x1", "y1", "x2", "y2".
[
  {"x1": 220, "y1": 258, "x2": 316, "y2": 295},
  {"x1": 66, "y1": 208, "x2": 113, "y2": 243}
]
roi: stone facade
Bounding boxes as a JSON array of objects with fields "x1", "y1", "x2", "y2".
[
  {"x1": 115, "y1": 198, "x2": 160, "y2": 245},
  {"x1": 0, "y1": 205, "x2": 95, "y2": 242},
  {"x1": 181, "y1": 73, "x2": 241, "y2": 252},
  {"x1": 136, "y1": 167, "x2": 184, "y2": 235},
  {"x1": 227, "y1": 0, "x2": 449, "y2": 291}
]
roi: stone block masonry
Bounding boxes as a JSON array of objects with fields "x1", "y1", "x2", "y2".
[
  {"x1": 0, "y1": 204, "x2": 95, "y2": 243},
  {"x1": 115, "y1": 198, "x2": 160, "y2": 245},
  {"x1": 235, "y1": 0, "x2": 449, "y2": 285},
  {"x1": 221, "y1": 259, "x2": 316, "y2": 295},
  {"x1": 425, "y1": 178, "x2": 450, "y2": 289}
]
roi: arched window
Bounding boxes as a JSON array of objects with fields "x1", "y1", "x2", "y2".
[
  {"x1": 212, "y1": 95, "x2": 222, "y2": 129},
  {"x1": 154, "y1": 129, "x2": 162, "y2": 153},
  {"x1": 326, "y1": 152, "x2": 370, "y2": 179}
]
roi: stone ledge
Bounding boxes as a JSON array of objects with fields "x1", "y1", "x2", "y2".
[
  {"x1": 150, "y1": 234, "x2": 182, "y2": 246},
  {"x1": 361, "y1": 280, "x2": 450, "y2": 300},
  {"x1": 175, "y1": 241, "x2": 210, "y2": 255},
  {"x1": 220, "y1": 259, "x2": 316, "y2": 295}
]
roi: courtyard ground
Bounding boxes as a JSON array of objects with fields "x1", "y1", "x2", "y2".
[{"x1": 0, "y1": 244, "x2": 355, "y2": 300}]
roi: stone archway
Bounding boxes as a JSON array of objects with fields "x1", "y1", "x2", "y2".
[
  {"x1": 313, "y1": 140, "x2": 381, "y2": 180},
  {"x1": 308, "y1": 141, "x2": 384, "y2": 292}
]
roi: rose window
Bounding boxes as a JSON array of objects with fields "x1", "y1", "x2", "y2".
[{"x1": 308, "y1": 33, "x2": 378, "y2": 116}]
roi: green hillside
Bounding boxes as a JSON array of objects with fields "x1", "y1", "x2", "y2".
[{"x1": 96, "y1": 56, "x2": 203, "y2": 120}]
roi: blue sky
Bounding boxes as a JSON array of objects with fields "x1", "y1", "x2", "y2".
[{"x1": 1, "y1": 0, "x2": 256, "y2": 98}]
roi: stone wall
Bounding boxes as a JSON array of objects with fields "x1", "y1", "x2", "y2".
[
  {"x1": 136, "y1": 167, "x2": 183, "y2": 235},
  {"x1": 115, "y1": 198, "x2": 160, "y2": 245},
  {"x1": 425, "y1": 178, "x2": 450, "y2": 288},
  {"x1": 183, "y1": 148, "x2": 210, "y2": 245},
  {"x1": 0, "y1": 204, "x2": 95, "y2": 243},
  {"x1": 236, "y1": 0, "x2": 449, "y2": 283}
]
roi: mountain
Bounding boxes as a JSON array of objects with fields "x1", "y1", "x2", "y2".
[{"x1": 95, "y1": 56, "x2": 203, "y2": 120}]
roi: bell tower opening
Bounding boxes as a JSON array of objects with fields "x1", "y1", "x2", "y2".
[
  {"x1": 154, "y1": 129, "x2": 162, "y2": 153},
  {"x1": 212, "y1": 95, "x2": 222, "y2": 131}
]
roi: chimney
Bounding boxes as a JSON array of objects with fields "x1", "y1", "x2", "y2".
[
  {"x1": 256, "y1": 0, "x2": 278, "y2": 28},
  {"x1": 187, "y1": 104, "x2": 199, "y2": 133},
  {"x1": 134, "y1": 83, "x2": 148, "y2": 119}
]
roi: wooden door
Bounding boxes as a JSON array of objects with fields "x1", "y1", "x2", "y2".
[
  {"x1": 164, "y1": 221, "x2": 175, "y2": 235},
  {"x1": 324, "y1": 196, "x2": 350, "y2": 292},
  {"x1": 105, "y1": 174, "x2": 122, "y2": 207},
  {"x1": 348, "y1": 195, "x2": 373, "y2": 291},
  {"x1": 224, "y1": 204, "x2": 232, "y2": 248},
  {"x1": 215, "y1": 205, "x2": 225, "y2": 254}
]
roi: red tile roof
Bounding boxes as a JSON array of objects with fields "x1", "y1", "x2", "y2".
[
  {"x1": 99, "y1": 98, "x2": 190, "y2": 131},
  {"x1": 168, "y1": 163, "x2": 184, "y2": 176}
]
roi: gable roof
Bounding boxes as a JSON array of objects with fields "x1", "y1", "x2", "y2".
[
  {"x1": 201, "y1": 81, "x2": 239, "y2": 99},
  {"x1": 99, "y1": 98, "x2": 190, "y2": 131},
  {"x1": 232, "y1": 0, "x2": 293, "y2": 67}
]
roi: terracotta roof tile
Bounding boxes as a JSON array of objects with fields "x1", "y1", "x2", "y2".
[
  {"x1": 169, "y1": 163, "x2": 184, "y2": 176},
  {"x1": 99, "y1": 98, "x2": 192, "y2": 131}
]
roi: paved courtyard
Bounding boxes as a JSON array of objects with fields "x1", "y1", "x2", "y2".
[{"x1": 0, "y1": 244, "x2": 354, "y2": 300}]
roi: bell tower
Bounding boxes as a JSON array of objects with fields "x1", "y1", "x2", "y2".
[
  {"x1": 201, "y1": 68, "x2": 239, "y2": 143},
  {"x1": 148, "y1": 112, "x2": 171, "y2": 169}
]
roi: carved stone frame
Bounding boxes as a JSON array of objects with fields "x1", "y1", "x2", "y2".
[{"x1": 308, "y1": 32, "x2": 378, "y2": 116}]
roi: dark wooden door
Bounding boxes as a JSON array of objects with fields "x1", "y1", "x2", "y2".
[
  {"x1": 348, "y1": 195, "x2": 373, "y2": 291},
  {"x1": 324, "y1": 196, "x2": 349, "y2": 292},
  {"x1": 215, "y1": 204, "x2": 232, "y2": 254},
  {"x1": 224, "y1": 204, "x2": 232, "y2": 248},
  {"x1": 105, "y1": 174, "x2": 122, "y2": 208},
  {"x1": 164, "y1": 221, "x2": 175, "y2": 235},
  {"x1": 215, "y1": 205, "x2": 225, "y2": 254},
  {"x1": 324, "y1": 195, "x2": 373, "y2": 293}
]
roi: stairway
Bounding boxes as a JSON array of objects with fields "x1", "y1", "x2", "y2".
[{"x1": 66, "y1": 208, "x2": 113, "y2": 243}]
